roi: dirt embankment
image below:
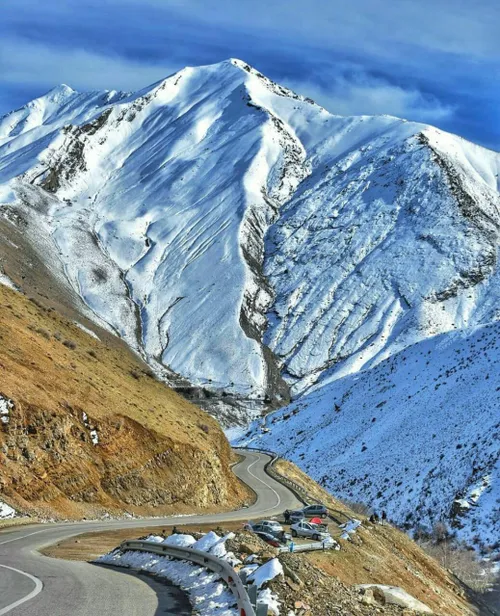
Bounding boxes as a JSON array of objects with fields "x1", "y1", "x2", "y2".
[{"x1": 0, "y1": 283, "x2": 250, "y2": 519}]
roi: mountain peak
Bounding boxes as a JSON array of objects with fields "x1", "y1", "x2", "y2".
[{"x1": 45, "y1": 84, "x2": 77, "y2": 100}]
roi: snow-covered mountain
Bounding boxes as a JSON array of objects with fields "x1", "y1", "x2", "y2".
[
  {"x1": 238, "y1": 321, "x2": 500, "y2": 551},
  {"x1": 1, "y1": 58, "x2": 499, "y2": 548},
  {"x1": 1, "y1": 59, "x2": 500, "y2": 425}
]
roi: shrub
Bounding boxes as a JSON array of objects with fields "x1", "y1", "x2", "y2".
[
  {"x1": 62, "y1": 339, "x2": 77, "y2": 350},
  {"x1": 35, "y1": 327, "x2": 51, "y2": 340},
  {"x1": 28, "y1": 296, "x2": 44, "y2": 309}
]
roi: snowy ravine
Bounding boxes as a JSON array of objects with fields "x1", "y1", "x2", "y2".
[
  {"x1": 238, "y1": 322, "x2": 500, "y2": 551},
  {"x1": 1, "y1": 59, "x2": 500, "y2": 422}
]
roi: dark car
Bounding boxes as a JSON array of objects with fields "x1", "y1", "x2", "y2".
[
  {"x1": 284, "y1": 509, "x2": 305, "y2": 523},
  {"x1": 302, "y1": 504, "x2": 328, "y2": 518},
  {"x1": 251, "y1": 522, "x2": 291, "y2": 542},
  {"x1": 254, "y1": 531, "x2": 283, "y2": 547}
]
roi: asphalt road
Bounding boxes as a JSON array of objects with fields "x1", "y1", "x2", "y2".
[
  {"x1": 483, "y1": 585, "x2": 500, "y2": 615},
  {"x1": 0, "y1": 450, "x2": 300, "y2": 615}
]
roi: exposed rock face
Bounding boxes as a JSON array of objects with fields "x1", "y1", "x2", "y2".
[
  {"x1": 0, "y1": 284, "x2": 247, "y2": 519},
  {"x1": 2, "y1": 60, "x2": 499, "y2": 424}
]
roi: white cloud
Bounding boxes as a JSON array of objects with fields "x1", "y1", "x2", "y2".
[
  {"x1": 120, "y1": 0, "x2": 500, "y2": 61},
  {"x1": 285, "y1": 74, "x2": 454, "y2": 124},
  {"x1": 0, "y1": 38, "x2": 178, "y2": 93}
]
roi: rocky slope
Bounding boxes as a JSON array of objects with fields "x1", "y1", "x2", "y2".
[
  {"x1": 267, "y1": 459, "x2": 490, "y2": 616},
  {"x1": 2, "y1": 59, "x2": 500, "y2": 424},
  {"x1": 0, "y1": 282, "x2": 248, "y2": 519},
  {"x1": 239, "y1": 321, "x2": 500, "y2": 552}
]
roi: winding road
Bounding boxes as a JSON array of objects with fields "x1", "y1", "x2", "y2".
[{"x1": 0, "y1": 450, "x2": 300, "y2": 615}]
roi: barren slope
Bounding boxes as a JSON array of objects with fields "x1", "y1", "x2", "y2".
[{"x1": 0, "y1": 282, "x2": 248, "y2": 519}]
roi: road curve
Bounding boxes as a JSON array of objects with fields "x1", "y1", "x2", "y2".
[{"x1": 0, "y1": 450, "x2": 300, "y2": 615}]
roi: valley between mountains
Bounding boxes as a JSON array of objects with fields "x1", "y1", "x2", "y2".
[{"x1": 0, "y1": 59, "x2": 499, "y2": 558}]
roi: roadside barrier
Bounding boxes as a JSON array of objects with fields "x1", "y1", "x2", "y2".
[
  {"x1": 278, "y1": 540, "x2": 339, "y2": 553},
  {"x1": 120, "y1": 539, "x2": 264, "y2": 616}
]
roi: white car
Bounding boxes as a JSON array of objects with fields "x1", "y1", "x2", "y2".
[
  {"x1": 256, "y1": 520, "x2": 283, "y2": 533},
  {"x1": 290, "y1": 521, "x2": 330, "y2": 541}
]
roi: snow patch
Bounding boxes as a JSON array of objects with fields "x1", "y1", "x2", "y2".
[
  {"x1": 258, "y1": 587, "x2": 281, "y2": 615},
  {"x1": 82, "y1": 411, "x2": 99, "y2": 445},
  {"x1": 246, "y1": 558, "x2": 283, "y2": 589},
  {"x1": 74, "y1": 321, "x2": 100, "y2": 340},
  {"x1": 0, "y1": 271, "x2": 19, "y2": 291},
  {"x1": 163, "y1": 533, "x2": 197, "y2": 548},
  {"x1": 0, "y1": 395, "x2": 13, "y2": 425},
  {"x1": 0, "y1": 500, "x2": 16, "y2": 519}
]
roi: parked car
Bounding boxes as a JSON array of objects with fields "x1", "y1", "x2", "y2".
[
  {"x1": 290, "y1": 521, "x2": 331, "y2": 541},
  {"x1": 254, "y1": 531, "x2": 283, "y2": 547},
  {"x1": 245, "y1": 520, "x2": 286, "y2": 537},
  {"x1": 283, "y1": 509, "x2": 305, "y2": 523},
  {"x1": 252, "y1": 520, "x2": 283, "y2": 533},
  {"x1": 252, "y1": 524, "x2": 291, "y2": 542},
  {"x1": 301, "y1": 504, "x2": 328, "y2": 518}
]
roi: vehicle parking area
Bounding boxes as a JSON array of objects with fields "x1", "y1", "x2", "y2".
[{"x1": 245, "y1": 504, "x2": 344, "y2": 550}]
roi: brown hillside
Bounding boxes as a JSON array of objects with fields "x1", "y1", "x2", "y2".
[
  {"x1": 0, "y1": 283, "x2": 249, "y2": 519},
  {"x1": 274, "y1": 459, "x2": 478, "y2": 616}
]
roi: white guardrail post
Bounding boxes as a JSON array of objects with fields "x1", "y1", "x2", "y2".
[{"x1": 120, "y1": 540, "x2": 258, "y2": 616}]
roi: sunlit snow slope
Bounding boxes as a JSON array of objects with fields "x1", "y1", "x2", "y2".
[
  {"x1": 1, "y1": 59, "x2": 500, "y2": 420},
  {"x1": 239, "y1": 322, "x2": 500, "y2": 551}
]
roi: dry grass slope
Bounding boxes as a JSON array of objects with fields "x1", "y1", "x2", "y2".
[{"x1": 0, "y1": 284, "x2": 248, "y2": 519}]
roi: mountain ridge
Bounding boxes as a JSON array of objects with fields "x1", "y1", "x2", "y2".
[{"x1": 1, "y1": 59, "x2": 499, "y2": 424}]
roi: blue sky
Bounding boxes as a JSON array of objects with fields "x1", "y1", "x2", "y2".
[{"x1": 1, "y1": 0, "x2": 499, "y2": 149}]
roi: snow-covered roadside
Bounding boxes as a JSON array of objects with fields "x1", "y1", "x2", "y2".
[
  {"x1": 97, "y1": 531, "x2": 285, "y2": 615},
  {"x1": 97, "y1": 532, "x2": 238, "y2": 616},
  {"x1": 0, "y1": 500, "x2": 16, "y2": 519},
  {"x1": 100, "y1": 549, "x2": 238, "y2": 615}
]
